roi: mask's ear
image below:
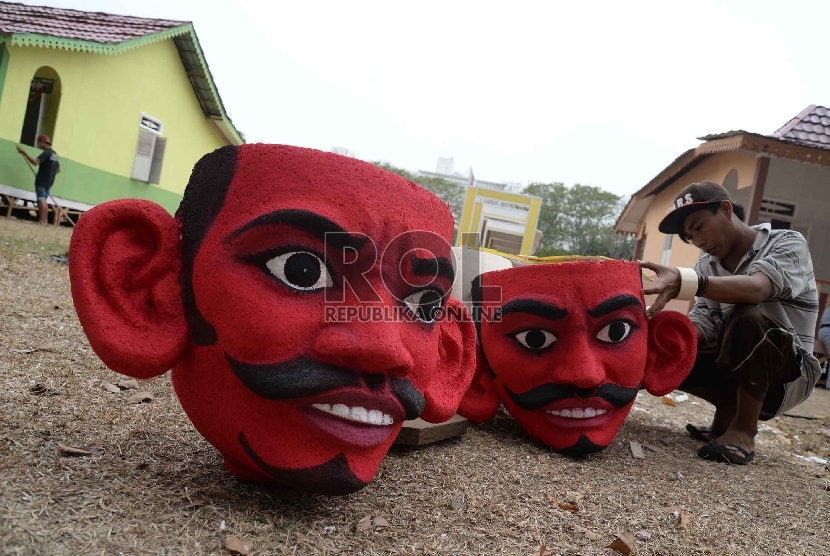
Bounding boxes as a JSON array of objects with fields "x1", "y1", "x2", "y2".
[
  {"x1": 642, "y1": 310, "x2": 697, "y2": 396},
  {"x1": 69, "y1": 199, "x2": 189, "y2": 379},
  {"x1": 419, "y1": 298, "x2": 478, "y2": 423},
  {"x1": 457, "y1": 345, "x2": 500, "y2": 424}
]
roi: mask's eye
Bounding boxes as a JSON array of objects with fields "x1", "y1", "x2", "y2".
[
  {"x1": 266, "y1": 251, "x2": 332, "y2": 291},
  {"x1": 596, "y1": 321, "x2": 633, "y2": 344},
  {"x1": 403, "y1": 290, "x2": 444, "y2": 323},
  {"x1": 514, "y1": 329, "x2": 557, "y2": 351}
]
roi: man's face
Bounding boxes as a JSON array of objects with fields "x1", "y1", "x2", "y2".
[
  {"x1": 475, "y1": 260, "x2": 648, "y2": 454},
  {"x1": 681, "y1": 202, "x2": 733, "y2": 257},
  {"x1": 173, "y1": 146, "x2": 458, "y2": 493}
]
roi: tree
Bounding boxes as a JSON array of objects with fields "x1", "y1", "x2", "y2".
[
  {"x1": 520, "y1": 182, "x2": 634, "y2": 259},
  {"x1": 522, "y1": 181, "x2": 569, "y2": 256},
  {"x1": 561, "y1": 184, "x2": 626, "y2": 256},
  {"x1": 372, "y1": 161, "x2": 634, "y2": 259},
  {"x1": 372, "y1": 162, "x2": 466, "y2": 240},
  {"x1": 597, "y1": 197, "x2": 637, "y2": 259}
]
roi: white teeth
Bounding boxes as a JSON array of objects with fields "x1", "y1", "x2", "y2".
[
  {"x1": 332, "y1": 404, "x2": 350, "y2": 418},
  {"x1": 368, "y1": 409, "x2": 384, "y2": 425},
  {"x1": 547, "y1": 408, "x2": 608, "y2": 419},
  {"x1": 351, "y1": 406, "x2": 368, "y2": 422},
  {"x1": 312, "y1": 403, "x2": 394, "y2": 426}
]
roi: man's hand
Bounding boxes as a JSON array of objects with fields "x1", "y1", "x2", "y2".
[
  {"x1": 640, "y1": 261, "x2": 681, "y2": 319},
  {"x1": 16, "y1": 144, "x2": 24, "y2": 154}
]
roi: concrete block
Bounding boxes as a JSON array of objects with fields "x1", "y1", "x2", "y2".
[{"x1": 394, "y1": 414, "x2": 469, "y2": 446}]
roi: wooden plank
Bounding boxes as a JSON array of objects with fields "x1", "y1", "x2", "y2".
[
  {"x1": 0, "y1": 184, "x2": 94, "y2": 212},
  {"x1": 394, "y1": 414, "x2": 469, "y2": 447},
  {"x1": 630, "y1": 441, "x2": 645, "y2": 459},
  {"x1": 48, "y1": 196, "x2": 75, "y2": 227},
  {"x1": 642, "y1": 442, "x2": 664, "y2": 454},
  {"x1": 4, "y1": 195, "x2": 17, "y2": 218}
]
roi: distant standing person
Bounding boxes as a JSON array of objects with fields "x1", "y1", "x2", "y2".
[
  {"x1": 16, "y1": 134, "x2": 60, "y2": 225},
  {"x1": 819, "y1": 304, "x2": 830, "y2": 362}
]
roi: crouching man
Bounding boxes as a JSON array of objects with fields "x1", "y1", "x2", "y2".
[{"x1": 643, "y1": 181, "x2": 822, "y2": 465}]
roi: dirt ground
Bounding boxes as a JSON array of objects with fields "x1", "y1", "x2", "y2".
[{"x1": 2, "y1": 217, "x2": 829, "y2": 556}]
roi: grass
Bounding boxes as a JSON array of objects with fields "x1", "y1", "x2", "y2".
[{"x1": 1, "y1": 216, "x2": 829, "y2": 555}]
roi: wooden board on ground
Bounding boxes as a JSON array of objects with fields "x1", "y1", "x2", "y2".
[
  {"x1": 630, "y1": 441, "x2": 645, "y2": 459},
  {"x1": 394, "y1": 414, "x2": 469, "y2": 446}
]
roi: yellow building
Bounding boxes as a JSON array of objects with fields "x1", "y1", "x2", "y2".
[
  {"x1": 615, "y1": 105, "x2": 830, "y2": 354},
  {"x1": 456, "y1": 186, "x2": 543, "y2": 255},
  {"x1": 0, "y1": 1, "x2": 243, "y2": 215}
]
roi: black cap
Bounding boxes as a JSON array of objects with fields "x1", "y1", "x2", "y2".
[{"x1": 658, "y1": 181, "x2": 732, "y2": 235}]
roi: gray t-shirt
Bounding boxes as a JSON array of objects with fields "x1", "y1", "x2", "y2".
[{"x1": 689, "y1": 224, "x2": 822, "y2": 410}]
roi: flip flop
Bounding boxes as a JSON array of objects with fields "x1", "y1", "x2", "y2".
[
  {"x1": 697, "y1": 440, "x2": 755, "y2": 465},
  {"x1": 685, "y1": 423, "x2": 718, "y2": 442}
]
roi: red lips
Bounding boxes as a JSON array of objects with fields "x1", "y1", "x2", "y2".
[
  {"x1": 299, "y1": 388, "x2": 406, "y2": 448},
  {"x1": 538, "y1": 397, "x2": 618, "y2": 430}
]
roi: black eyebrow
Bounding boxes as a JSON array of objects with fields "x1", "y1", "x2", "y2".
[
  {"x1": 500, "y1": 299, "x2": 568, "y2": 320},
  {"x1": 225, "y1": 209, "x2": 368, "y2": 250},
  {"x1": 410, "y1": 253, "x2": 455, "y2": 283},
  {"x1": 587, "y1": 294, "x2": 644, "y2": 318}
]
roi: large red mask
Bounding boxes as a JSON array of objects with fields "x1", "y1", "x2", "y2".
[
  {"x1": 458, "y1": 260, "x2": 696, "y2": 455},
  {"x1": 69, "y1": 144, "x2": 477, "y2": 495}
]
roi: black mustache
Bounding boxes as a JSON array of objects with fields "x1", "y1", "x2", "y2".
[
  {"x1": 504, "y1": 382, "x2": 639, "y2": 410},
  {"x1": 226, "y1": 354, "x2": 426, "y2": 420}
]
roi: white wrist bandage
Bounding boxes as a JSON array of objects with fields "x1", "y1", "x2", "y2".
[{"x1": 675, "y1": 267, "x2": 698, "y2": 301}]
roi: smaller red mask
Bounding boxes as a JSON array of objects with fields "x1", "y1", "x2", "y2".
[{"x1": 458, "y1": 260, "x2": 696, "y2": 455}]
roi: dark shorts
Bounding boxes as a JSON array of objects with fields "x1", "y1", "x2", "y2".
[
  {"x1": 679, "y1": 304, "x2": 804, "y2": 420},
  {"x1": 35, "y1": 186, "x2": 50, "y2": 200}
]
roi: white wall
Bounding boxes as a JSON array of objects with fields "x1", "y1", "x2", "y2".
[{"x1": 765, "y1": 157, "x2": 830, "y2": 282}]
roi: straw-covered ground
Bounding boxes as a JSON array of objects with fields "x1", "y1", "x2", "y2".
[{"x1": 2, "y1": 217, "x2": 829, "y2": 556}]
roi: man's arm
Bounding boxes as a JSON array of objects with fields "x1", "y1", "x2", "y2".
[
  {"x1": 688, "y1": 268, "x2": 762, "y2": 346},
  {"x1": 745, "y1": 232, "x2": 813, "y2": 301},
  {"x1": 642, "y1": 262, "x2": 774, "y2": 318},
  {"x1": 641, "y1": 259, "x2": 723, "y2": 343},
  {"x1": 695, "y1": 272, "x2": 773, "y2": 305},
  {"x1": 15, "y1": 145, "x2": 41, "y2": 166}
]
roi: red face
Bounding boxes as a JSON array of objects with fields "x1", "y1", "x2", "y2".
[
  {"x1": 475, "y1": 260, "x2": 648, "y2": 454},
  {"x1": 173, "y1": 145, "x2": 464, "y2": 494}
]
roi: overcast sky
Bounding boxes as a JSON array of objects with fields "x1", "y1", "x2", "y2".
[{"x1": 20, "y1": 0, "x2": 830, "y2": 196}]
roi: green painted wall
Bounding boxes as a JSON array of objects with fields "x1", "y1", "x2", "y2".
[
  {"x1": 0, "y1": 38, "x2": 228, "y2": 207},
  {"x1": 2, "y1": 137, "x2": 182, "y2": 213}
]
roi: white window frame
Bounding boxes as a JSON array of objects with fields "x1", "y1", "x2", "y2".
[
  {"x1": 660, "y1": 234, "x2": 673, "y2": 266},
  {"x1": 758, "y1": 196, "x2": 797, "y2": 219},
  {"x1": 756, "y1": 214, "x2": 812, "y2": 244},
  {"x1": 139, "y1": 112, "x2": 164, "y2": 135},
  {"x1": 131, "y1": 113, "x2": 166, "y2": 184}
]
